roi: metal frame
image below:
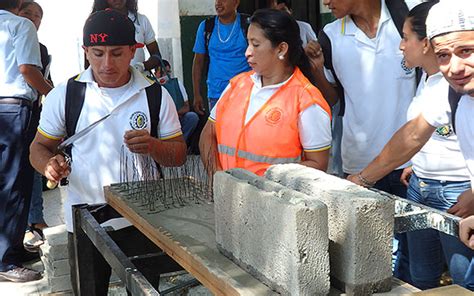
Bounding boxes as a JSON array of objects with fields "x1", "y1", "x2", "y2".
[
  {"x1": 372, "y1": 189, "x2": 461, "y2": 237},
  {"x1": 73, "y1": 204, "x2": 159, "y2": 296}
]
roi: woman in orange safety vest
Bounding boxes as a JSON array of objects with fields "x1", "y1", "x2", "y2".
[{"x1": 199, "y1": 9, "x2": 332, "y2": 177}]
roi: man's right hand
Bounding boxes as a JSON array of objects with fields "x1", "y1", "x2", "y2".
[
  {"x1": 193, "y1": 94, "x2": 205, "y2": 115},
  {"x1": 45, "y1": 154, "x2": 71, "y2": 183},
  {"x1": 459, "y1": 216, "x2": 474, "y2": 250}
]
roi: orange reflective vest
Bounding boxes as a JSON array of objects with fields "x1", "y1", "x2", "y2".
[{"x1": 215, "y1": 67, "x2": 331, "y2": 176}]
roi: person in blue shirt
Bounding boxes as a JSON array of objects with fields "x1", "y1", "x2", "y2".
[{"x1": 192, "y1": 0, "x2": 250, "y2": 115}]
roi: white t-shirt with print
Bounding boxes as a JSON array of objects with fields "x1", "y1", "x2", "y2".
[
  {"x1": 210, "y1": 73, "x2": 332, "y2": 152},
  {"x1": 407, "y1": 71, "x2": 469, "y2": 181},
  {"x1": 39, "y1": 67, "x2": 181, "y2": 232}
]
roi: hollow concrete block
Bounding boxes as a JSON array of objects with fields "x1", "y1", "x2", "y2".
[
  {"x1": 265, "y1": 164, "x2": 394, "y2": 295},
  {"x1": 214, "y1": 169, "x2": 330, "y2": 295}
]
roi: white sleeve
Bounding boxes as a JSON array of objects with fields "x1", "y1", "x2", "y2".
[
  {"x1": 158, "y1": 88, "x2": 182, "y2": 139},
  {"x1": 299, "y1": 104, "x2": 332, "y2": 152},
  {"x1": 140, "y1": 14, "x2": 156, "y2": 45},
  {"x1": 421, "y1": 93, "x2": 451, "y2": 128},
  {"x1": 38, "y1": 83, "x2": 68, "y2": 139},
  {"x1": 209, "y1": 83, "x2": 231, "y2": 121},
  {"x1": 178, "y1": 80, "x2": 189, "y2": 102}
]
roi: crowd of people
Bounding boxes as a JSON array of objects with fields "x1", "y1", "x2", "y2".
[{"x1": 0, "y1": 0, "x2": 473, "y2": 294}]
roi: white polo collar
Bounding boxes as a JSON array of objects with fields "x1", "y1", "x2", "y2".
[{"x1": 341, "y1": 0, "x2": 390, "y2": 37}]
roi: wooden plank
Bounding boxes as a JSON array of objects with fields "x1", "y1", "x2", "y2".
[
  {"x1": 413, "y1": 285, "x2": 473, "y2": 295},
  {"x1": 104, "y1": 186, "x2": 275, "y2": 296}
]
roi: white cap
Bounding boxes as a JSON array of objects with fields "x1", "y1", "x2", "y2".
[{"x1": 426, "y1": 0, "x2": 474, "y2": 40}]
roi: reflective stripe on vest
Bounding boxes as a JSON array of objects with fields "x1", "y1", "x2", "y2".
[{"x1": 218, "y1": 144, "x2": 301, "y2": 165}]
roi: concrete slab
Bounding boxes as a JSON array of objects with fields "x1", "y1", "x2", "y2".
[
  {"x1": 214, "y1": 169, "x2": 330, "y2": 295},
  {"x1": 265, "y1": 164, "x2": 394, "y2": 295}
]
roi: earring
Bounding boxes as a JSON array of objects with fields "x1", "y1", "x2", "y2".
[{"x1": 278, "y1": 55, "x2": 284, "y2": 60}]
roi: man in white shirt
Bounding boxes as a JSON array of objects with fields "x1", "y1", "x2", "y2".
[
  {"x1": 30, "y1": 9, "x2": 186, "y2": 294},
  {"x1": 348, "y1": 1, "x2": 474, "y2": 289},
  {"x1": 0, "y1": 0, "x2": 52, "y2": 282},
  {"x1": 306, "y1": 0, "x2": 418, "y2": 284}
]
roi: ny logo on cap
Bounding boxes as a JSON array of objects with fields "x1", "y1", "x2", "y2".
[{"x1": 90, "y1": 33, "x2": 109, "y2": 44}]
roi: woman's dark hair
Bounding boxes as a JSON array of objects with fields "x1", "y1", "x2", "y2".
[
  {"x1": 249, "y1": 9, "x2": 315, "y2": 84},
  {"x1": 19, "y1": 1, "x2": 43, "y2": 17},
  {"x1": 91, "y1": 0, "x2": 139, "y2": 23},
  {"x1": 0, "y1": 0, "x2": 20, "y2": 10},
  {"x1": 407, "y1": 1, "x2": 439, "y2": 40}
]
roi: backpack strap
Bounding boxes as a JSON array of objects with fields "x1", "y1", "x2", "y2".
[
  {"x1": 204, "y1": 16, "x2": 216, "y2": 54},
  {"x1": 385, "y1": 0, "x2": 409, "y2": 38},
  {"x1": 318, "y1": 30, "x2": 345, "y2": 115},
  {"x1": 448, "y1": 87, "x2": 462, "y2": 133},
  {"x1": 145, "y1": 82, "x2": 162, "y2": 138},
  {"x1": 65, "y1": 75, "x2": 86, "y2": 138}
]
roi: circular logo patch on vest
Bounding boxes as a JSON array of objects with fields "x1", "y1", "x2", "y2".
[
  {"x1": 435, "y1": 125, "x2": 453, "y2": 138},
  {"x1": 129, "y1": 111, "x2": 148, "y2": 130},
  {"x1": 265, "y1": 107, "x2": 283, "y2": 125}
]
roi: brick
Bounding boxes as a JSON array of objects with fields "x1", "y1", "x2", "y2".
[
  {"x1": 48, "y1": 274, "x2": 73, "y2": 293},
  {"x1": 265, "y1": 164, "x2": 394, "y2": 294},
  {"x1": 214, "y1": 169, "x2": 330, "y2": 295},
  {"x1": 45, "y1": 258, "x2": 71, "y2": 277}
]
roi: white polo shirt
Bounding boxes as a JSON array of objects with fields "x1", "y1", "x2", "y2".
[
  {"x1": 423, "y1": 93, "x2": 474, "y2": 185},
  {"x1": 39, "y1": 67, "x2": 182, "y2": 232},
  {"x1": 0, "y1": 10, "x2": 42, "y2": 101},
  {"x1": 323, "y1": 0, "x2": 416, "y2": 174},
  {"x1": 407, "y1": 72, "x2": 469, "y2": 181}
]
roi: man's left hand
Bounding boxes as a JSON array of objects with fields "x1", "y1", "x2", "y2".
[
  {"x1": 447, "y1": 189, "x2": 474, "y2": 218},
  {"x1": 124, "y1": 130, "x2": 155, "y2": 154}
]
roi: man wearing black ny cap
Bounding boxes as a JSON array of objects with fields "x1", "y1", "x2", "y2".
[{"x1": 30, "y1": 9, "x2": 186, "y2": 294}]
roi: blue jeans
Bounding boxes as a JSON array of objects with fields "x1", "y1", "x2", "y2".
[
  {"x1": 179, "y1": 112, "x2": 199, "y2": 142},
  {"x1": 406, "y1": 173, "x2": 474, "y2": 290},
  {"x1": 372, "y1": 169, "x2": 412, "y2": 285},
  {"x1": 28, "y1": 171, "x2": 45, "y2": 225}
]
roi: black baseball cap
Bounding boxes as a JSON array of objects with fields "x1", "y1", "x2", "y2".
[{"x1": 83, "y1": 9, "x2": 144, "y2": 48}]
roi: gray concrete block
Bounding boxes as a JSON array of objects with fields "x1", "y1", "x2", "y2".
[
  {"x1": 40, "y1": 242, "x2": 69, "y2": 261},
  {"x1": 265, "y1": 164, "x2": 394, "y2": 295},
  {"x1": 43, "y1": 224, "x2": 68, "y2": 246},
  {"x1": 49, "y1": 274, "x2": 73, "y2": 293},
  {"x1": 214, "y1": 169, "x2": 330, "y2": 295},
  {"x1": 45, "y1": 258, "x2": 71, "y2": 277}
]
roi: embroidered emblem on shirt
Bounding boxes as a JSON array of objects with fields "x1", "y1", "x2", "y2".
[
  {"x1": 435, "y1": 125, "x2": 453, "y2": 137},
  {"x1": 401, "y1": 58, "x2": 414, "y2": 75},
  {"x1": 129, "y1": 111, "x2": 148, "y2": 130},
  {"x1": 265, "y1": 107, "x2": 283, "y2": 125}
]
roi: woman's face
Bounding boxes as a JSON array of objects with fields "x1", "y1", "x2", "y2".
[
  {"x1": 399, "y1": 18, "x2": 426, "y2": 69},
  {"x1": 245, "y1": 24, "x2": 281, "y2": 76},
  {"x1": 19, "y1": 3, "x2": 42, "y2": 31},
  {"x1": 106, "y1": 0, "x2": 127, "y2": 11}
]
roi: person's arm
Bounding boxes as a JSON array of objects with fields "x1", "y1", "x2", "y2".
[
  {"x1": 301, "y1": 150, "x2": 330, "y2": 172},
  {"x1": 30, "y1": 133, "x2": 70, "y2": 183},
  {"x1": 459, "y1": 215, "x2": 474, "y2": 250},
  {"x1": 178, "y1": 101, "x2": 190, "y2": 117},
  {"x1": 192, "y1": 53, "x2": 206, "y2": 115},
  {"x1": 143, "y1": 41, "x2": 161, "y2": 71},
  {"x1": 19, "y1": 64, "x2": 53, "y2": 95},
  {"x1": 123, "y1": 130, "x2": 186, "y2": 167},
  {"x1": 447, "y1": 189, "x2": 474, "y2": 218},
  {"x1": 347, "y1": 114, "x2": 435, "y2": 186},
  {"x1": 199, "y1": 120, "x2": 221, "y2": 177},
  {"x1": 305, "y1": 40, "x2": 339, "y2": 106}
]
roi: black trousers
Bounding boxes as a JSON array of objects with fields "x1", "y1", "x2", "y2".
[
  {"x1": 0, "y1": 103, "x2": 35, "y2": 270},
  {"x1": 68, "y1": 225, "x2": 182, "y2": 295}
]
